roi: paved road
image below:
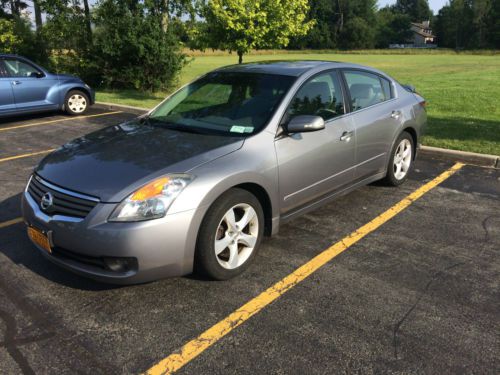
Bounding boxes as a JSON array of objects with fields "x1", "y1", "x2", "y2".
[{"x1": 0, "y1": 109, "x2": 499, "y2": 374}]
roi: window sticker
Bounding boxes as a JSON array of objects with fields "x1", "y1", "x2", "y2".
[{"x1": 230, "y1": 125, "x2": 254, "y2": 133}]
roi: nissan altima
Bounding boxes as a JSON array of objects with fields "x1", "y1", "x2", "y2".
[{"x1": 22, "y1": 61, "x2": 426, "y2": 283}]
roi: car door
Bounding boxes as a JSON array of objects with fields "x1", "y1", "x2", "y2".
[
  {"x1": 3, "y1": 57, "x2": 59, "y2": 112},
  {"x1": 0, "y1": 60, "x2": 17, "y2": 115},
  {"x1": 342, "y1": 69, "x2": 402, "y2": 179},
  {"x1": 275, "y1": 70, "x2": 356, "y2": 214}
]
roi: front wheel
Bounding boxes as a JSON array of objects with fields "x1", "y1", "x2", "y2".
[
  {"x1": 195, "y1": 188, "x2": 264, "y2": 280},
  {"x1": 64, "y1": 90, "x2": 89, "y2": 115},
  {"x1": 382, "y1": 131, "x2": 414, "y2": 186}
]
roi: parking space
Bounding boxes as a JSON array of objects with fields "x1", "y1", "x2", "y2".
[{"x1": 0, "y1": 110, "x2": 499, "y2": 374}]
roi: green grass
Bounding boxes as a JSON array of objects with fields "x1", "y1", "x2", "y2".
[{"x1": 96, "y1": 51, "x2": 500, "y2": 155}]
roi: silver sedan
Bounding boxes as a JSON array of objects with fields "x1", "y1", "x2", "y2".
[{"x1": 22, "y1": 61, "x2": 427, "y2": 283}]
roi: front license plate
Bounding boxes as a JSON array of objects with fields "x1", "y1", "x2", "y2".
[{"x1": 28, "y1": 227, "x2": 52, "y2": 254}]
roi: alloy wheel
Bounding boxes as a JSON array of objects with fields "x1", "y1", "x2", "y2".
[
  {"x1": 393, "y1": 139, "x2": 412, "y2": 180},
  {"x1": 214, "y1": 203, "x2": 259, "y2": 270}
]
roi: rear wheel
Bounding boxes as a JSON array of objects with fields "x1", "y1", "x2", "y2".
[
  {"x1": 382, "y1": 131, "x2": 414, "y2": 186},
  {"x1": 195, "y1": 188, "x2": 264, "y2": 280},
  {"x1": 65, "y1": 90, "x2": 89, "y2": 115}
]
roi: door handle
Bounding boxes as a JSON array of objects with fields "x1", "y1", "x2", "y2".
[
  {"x1": 340, "y1": 131, "x2": 353, "y2": 142},
  {"x1": 391, "y1": 110, "x2": 401, "y2": 119},
  {"x1": 11, "y1": 81, "x2": 21, "y2": 85}
]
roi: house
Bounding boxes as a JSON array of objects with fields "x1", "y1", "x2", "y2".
[{"x1": 411, "y1": 21, "x2": 435, "y2": 46}]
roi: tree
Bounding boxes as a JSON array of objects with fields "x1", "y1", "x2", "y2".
[
  {"x1": 200, "y1": 0, "x2": 314, "y2": 63},
  {"x1": 376, "y1": 6, "x2": 413, "y2": 47},
  {"x1": 394, "y1": 0, "x2": 433, "y2": 21},
  {"x1": 92, "y1": 0, "x2": 186, "y2": 90},
  {"x1": 0, "y1": 18, "x2": 21, "y2": 52}
]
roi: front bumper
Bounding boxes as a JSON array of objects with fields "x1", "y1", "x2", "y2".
[{"x1": 22, "y1": 191, "x2": 202, "y2": 284}]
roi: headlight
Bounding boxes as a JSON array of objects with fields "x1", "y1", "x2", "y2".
[{"x1": 108, "y1": 174, "x2": 193, "y2": 222}]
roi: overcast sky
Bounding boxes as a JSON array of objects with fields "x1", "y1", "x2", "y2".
[{"x1": 378, "y1": 0, "x2": 447, "y2": 14}]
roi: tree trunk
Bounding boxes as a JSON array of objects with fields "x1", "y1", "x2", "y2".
[
  {"x1": 161, "y1": 0, "x2": 169, "y2": 32},
  {"x1": 33, "y1": 0, "x2": 43, "y2": 32},
  {"x1": 83, "y1": 0, "x2": 92, "y2": 44},
  {"x1": 238, "y1": 51, "x2": 243, "y2": 64},
  {"x1": 10, "y1": 0, "x2": 19, "y2": 16}
]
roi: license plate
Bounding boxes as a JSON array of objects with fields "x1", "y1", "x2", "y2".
[{"x1": 28, "y1": 227, "x2": 52, "y2": 254}]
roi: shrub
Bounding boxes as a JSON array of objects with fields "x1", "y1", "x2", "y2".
[{"x1": 92, "y1": 0, "x2": 186, "y2": 91}]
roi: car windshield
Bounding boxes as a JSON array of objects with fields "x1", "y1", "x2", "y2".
[{"x1": 148, "y1": 72, "x2": 295, "y2": 136}]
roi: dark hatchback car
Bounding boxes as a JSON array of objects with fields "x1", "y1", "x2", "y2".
[{"x1": 0, "y1": 54, "x2": 94, "y2": 118}]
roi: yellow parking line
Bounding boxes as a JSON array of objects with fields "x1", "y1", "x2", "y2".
[
  {"x1": 0, "y1": 217, "x2": 23, "y2": 229},
  {"x1": 145, "y1": 162, "x2": 465, "y2": 375},
  {"x1": 0, "y1": 111, "x2": 122, "y2": 132},
  {"x1": 0, "y1": 149, "x2": 55, "y2": 163}
]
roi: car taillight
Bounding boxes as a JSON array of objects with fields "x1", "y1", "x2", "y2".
[{"x1": 419, "y1": 100, "x2": 427, "y2": 109}]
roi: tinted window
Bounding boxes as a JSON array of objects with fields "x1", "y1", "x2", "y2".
[
  {"x1": 286, "y1": 70, "x2": 345, "y2": 121},
  {"x1": 344, "y1": 70, "x2": 387, "y2": 111},
  {"x1": 149, "y1": 72, "x2": 295, "y2": 136},
  {"x1": 3, "y1": 58, "x2": 41, "y2": 78}
]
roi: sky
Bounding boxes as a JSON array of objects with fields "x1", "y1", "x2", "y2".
[{"x1": 378, "y1": 0, "x2": 448, "y2": 14}]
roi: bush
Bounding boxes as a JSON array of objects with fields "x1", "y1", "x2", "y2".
[{"x1": 92, "y1": 0, "x2": 186, "y2": 91}]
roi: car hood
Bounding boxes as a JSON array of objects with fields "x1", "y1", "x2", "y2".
[{"x1": 35, "y1": 120, "x2": 244, "y2": 202}]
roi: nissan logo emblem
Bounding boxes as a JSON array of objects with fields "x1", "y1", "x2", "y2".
[{"x1": 40, "y1": 192, "x2": 54, "y2": 210}]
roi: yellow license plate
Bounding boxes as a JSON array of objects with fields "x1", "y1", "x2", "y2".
[{"x1": 28, "y1": 227, "x2": 52, "y2": 254}]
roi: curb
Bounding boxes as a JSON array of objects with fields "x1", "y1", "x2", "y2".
[
  {"x1": 94, "y1": 102, "x2": 499, "y2": 169},
  {"x1": 420, "y1": 145, "x2": 499, "y2": 169},
  {"x1": 95, "y1": 102, "x2": 149, "y2": 115}
]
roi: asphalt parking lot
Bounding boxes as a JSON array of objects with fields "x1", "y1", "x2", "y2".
[{"x1": 0, "y1": 108, "x2": 499, "y2": 374}]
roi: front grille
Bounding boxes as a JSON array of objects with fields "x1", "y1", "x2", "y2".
[{"x1": 27, "y1": 175, "x2": 99, "y2": 218}]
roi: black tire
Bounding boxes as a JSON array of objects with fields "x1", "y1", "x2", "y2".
[
  {"x1": 64, "y1": 90, "x2": 89, "y2": 115},
  {"x1": 195, "y1": 188, "x2": 264, "y2": 280},
  {"x1": 381, "y1": 131, "x2": 414, "y2": 186}
]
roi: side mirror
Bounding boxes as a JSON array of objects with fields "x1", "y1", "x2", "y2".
[
  {"x1": 286, "y1": 115, "x2": 325, "y2": 133},
  {"x1": 30, "y1": 71, "x2": 44, "y2": 78}
]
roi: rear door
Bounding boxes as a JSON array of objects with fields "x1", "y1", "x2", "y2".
[
  {"x1": 0, "y1": 59, "x2": 16, "y2": 114},
  {"x1": 275, "y1": 70, "x2": 356, "y2": 214},
  {"x1": 342, "y1": 69, "x2": 402, "y2": 179},
  {"x1": 3, "y1": 57, "x2": 59, "y2": 112}
]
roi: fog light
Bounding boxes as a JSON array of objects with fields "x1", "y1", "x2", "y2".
[{"x1": 103, "y1": 257, "x2": 137, "y2": 272}]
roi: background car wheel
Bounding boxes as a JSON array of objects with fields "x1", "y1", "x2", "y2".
[
  {"x1": 65, "y1": 90, "x2": 89, "y2": 115},
  {"x1": 382, "y1": 131, "x2": 414, "y2": 186},
  {"x1": 195, "y1": 188, "x2": 264, "y2": 280}
]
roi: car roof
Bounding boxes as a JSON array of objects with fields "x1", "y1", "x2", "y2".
[
  {"x1": 213, "y1": 60, "x2": 374, "y2": 77},
  {"x1": 0, "y1": 54, "x2": 24, "y2": 59}
]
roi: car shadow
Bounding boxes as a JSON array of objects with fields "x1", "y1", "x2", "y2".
[
  {"x1": 0, "y1": 110, "x2": 63, "y2": 125},
  {"x1": 0, "y1": 193, "x2": 118, "y2": 291}
]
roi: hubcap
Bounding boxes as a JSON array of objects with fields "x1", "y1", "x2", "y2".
[
  {"x1": 393, "y1": 139, "x2": 412, "y2": 180},
  {"x1": 68, "y1": 94, "x2": 87, "y2": 113},
  {"x1": 214, "y1": 203, "x2": 259, "y2": 270}
]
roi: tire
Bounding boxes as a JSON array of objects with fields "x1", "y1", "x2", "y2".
[
  {"x1": 381, "y1": 131, "x2": 414, "y2": 186},
  {"x1": 195, "y1": 188, "x2": 264, "y2": 280},
  {"x1": 64, "y1": 90, "x2": 89, "y2": 115}
]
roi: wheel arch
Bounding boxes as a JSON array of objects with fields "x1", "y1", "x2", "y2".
[
  {"x1": 401, "y1": 126, "x2": 418, "y2": 160},
  {"x1": 62, "y1": 85, "x2": 94, "y2": 105},
  {"x1": 233, "y1": 182, "x2": 273, "y2": 237}
]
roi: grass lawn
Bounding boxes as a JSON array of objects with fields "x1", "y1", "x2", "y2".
[{"x1": 96, "y1": 52, "x2": 500, "y2": 155}]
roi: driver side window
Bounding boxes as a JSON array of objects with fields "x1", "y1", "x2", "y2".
[
  {"x1": 286, "y1": 70, "x2": 345, "y2": 121},
  {"x1": 3, "y1": 58, "x2": 42, "y2": 78}
]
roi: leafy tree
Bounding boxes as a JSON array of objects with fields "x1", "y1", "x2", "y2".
[
  {"x1": 92, "y1": 0, "x2": 186, "y2": 90},
  {"x1": 394, "y1": 0, "x2": 433, "y2": 22},
  {"x1": 376, "y1": 6, "x2": 413, "y2": 47},
  {"x1": 200, "y1": 0, "x2": 314, "y2": 63},
  {"x1": 340, "y1": 16, "x2": 376, "y2": 49},
  {"x1": 0, "y1": 18, "x2": 21, "y2": 52},
  {"x1": 288, "y1": 0, "x2": 339, "y2": 49}
]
